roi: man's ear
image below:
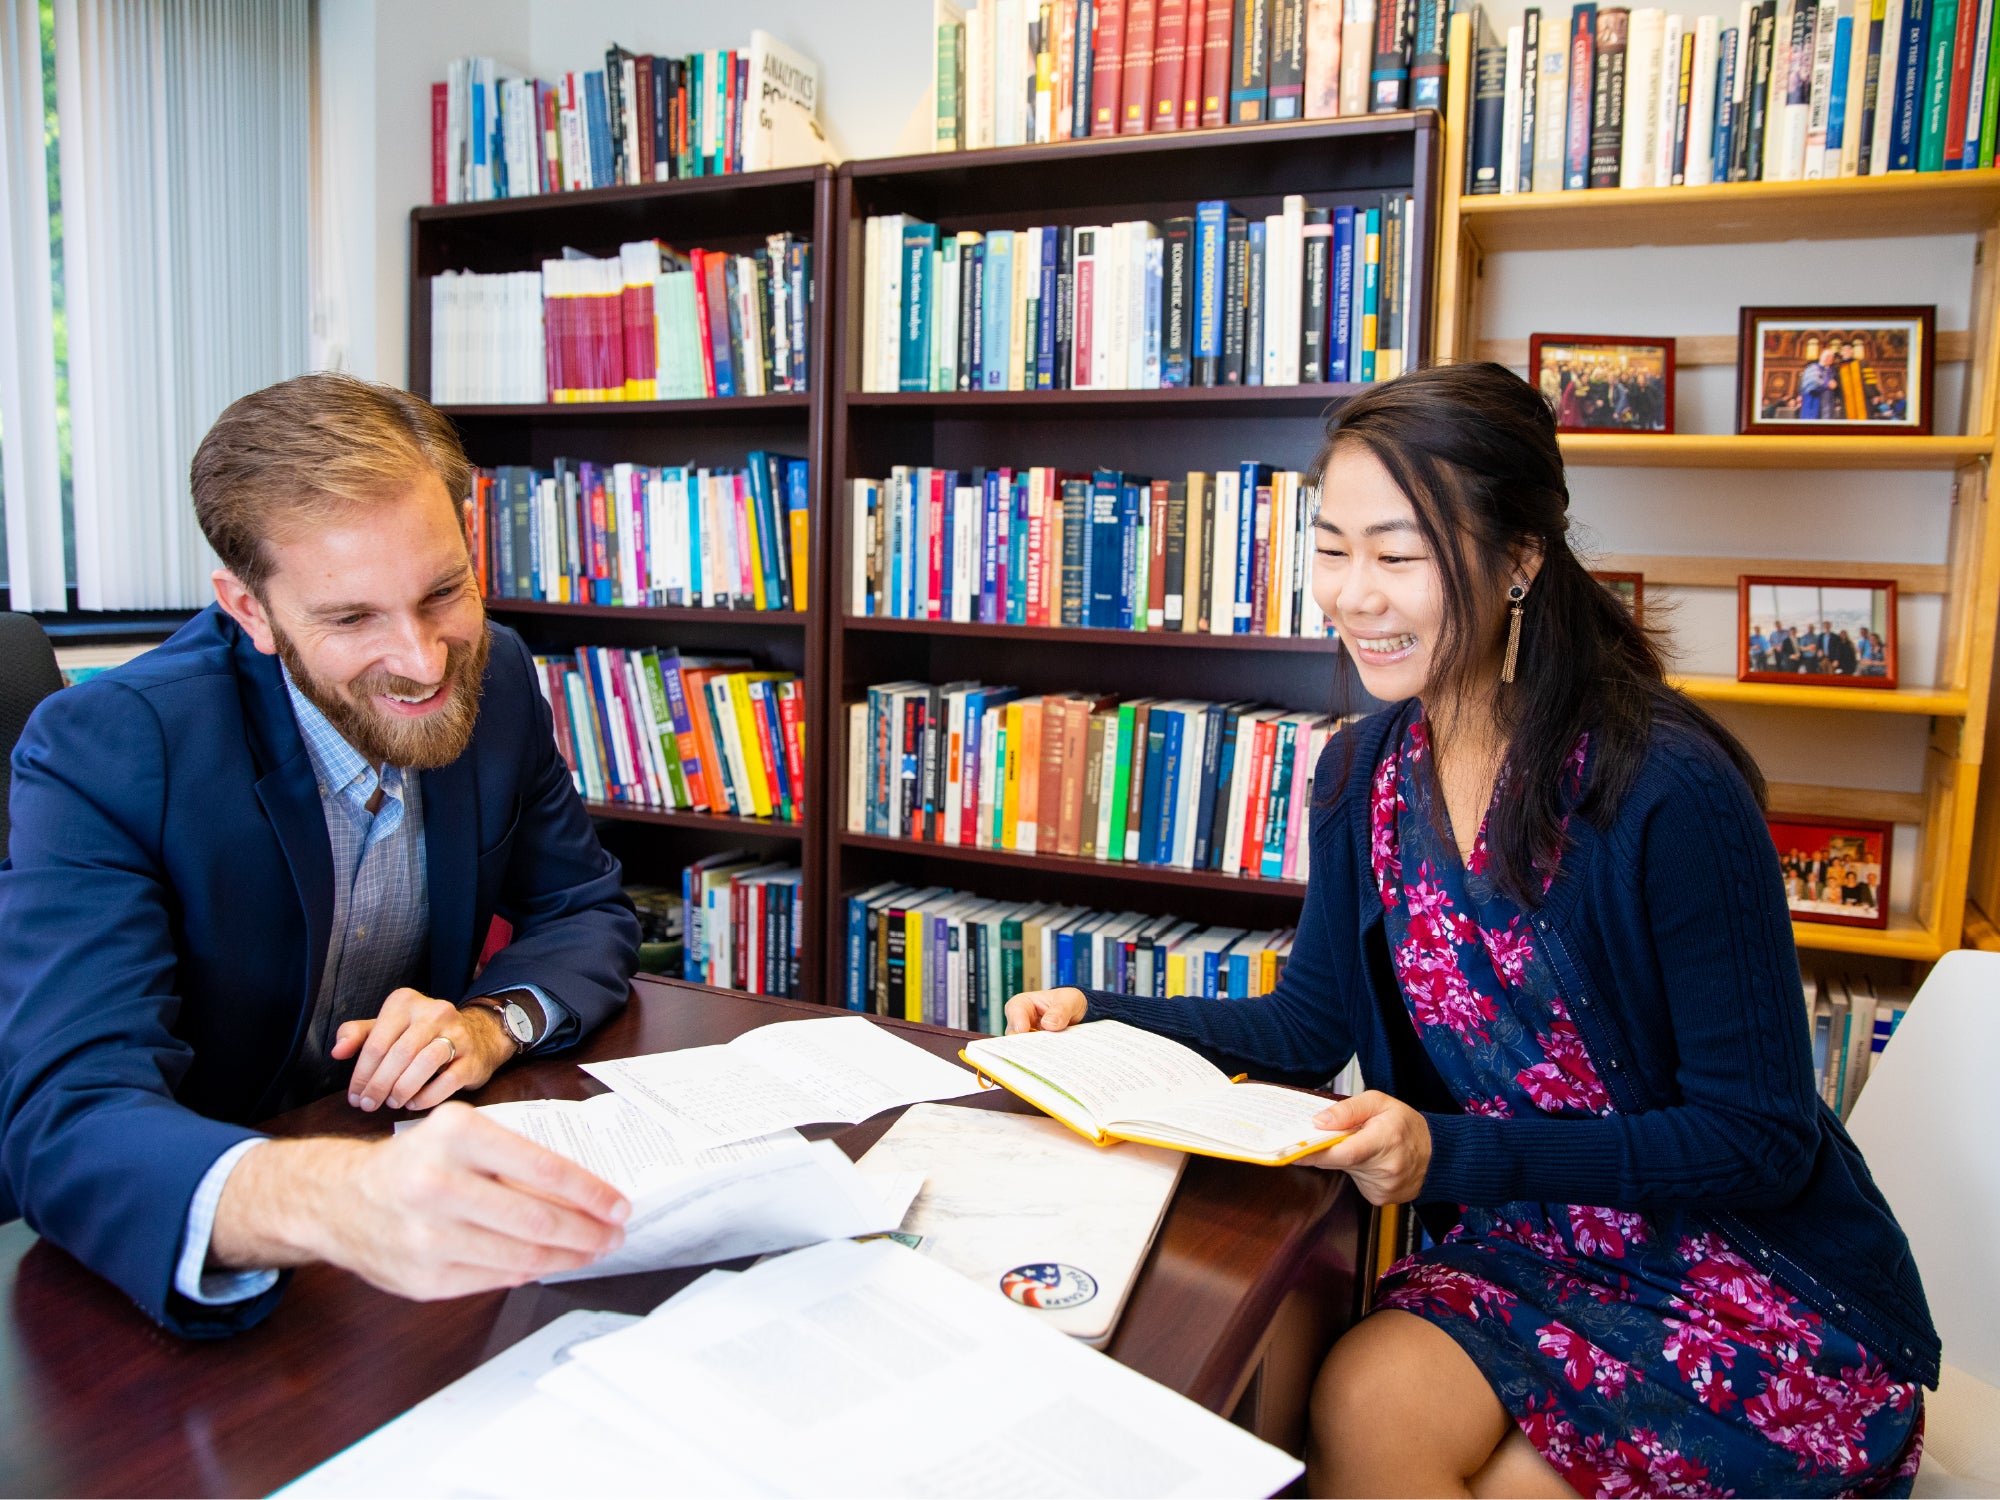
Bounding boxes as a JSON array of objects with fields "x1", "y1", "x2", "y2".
[{"x1": 212, "y1": 569, "x2": 279, "y2": 656}]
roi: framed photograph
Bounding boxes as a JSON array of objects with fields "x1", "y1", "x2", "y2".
[
  {"x1": 1736, "y1": 305, "x2": 1935, "y2": 436},
  {"x1": 1738, "y1": 575, "x2": 1898, "y2": 690},
  {"x1": 1530, "y1": 334, "x2": 1676, "y2": 433},
  {"x1": 1592, "y1": 570, "x2": 1645, "y2": 625},
  {"x1": 1767, "y1": 816, "x2": 1892, "y2": 930}
]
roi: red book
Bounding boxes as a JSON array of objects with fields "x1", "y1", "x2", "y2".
[
  {"x1": 927, "y1": 469, "x2": 948, "y2": 619},
  {"x1": 1240, "y1": 718, "x2": 1278, "y2": 869},
  {"x1": 635, "y1": 57, "x2": 656, "y2": 181},
  {"x1": 1148, "y1": 480, "x2": 1170, "y2": 624},
  {"x1": 688, "y1": 250, "x2": 719, "y2": 397},
  {"x1": 432, "y1": 83, "x2": 449, "y2": 203},
  {"x1": 1092, "y1": 0, "x2": 1128, "y2": 134},
  {"x1": 623, "y1": 277, "x2": 656, "y2": 396},
  {"x1": 1122, "y1": 0, "x2": 1159, "y2": 131},
  {"x1": 776, "y1": 683, "x2": 806, "y2": 822},
  {"x1": 1150, "y1": 0, "x2": 1190, "y2": 129},
  {"x1": 1200, "y1": 0, "x2": 1234, "y2": 125},
  {"x1": 1182, "y1": 0, "x2": 1208, "y2": 125},
  {"x1": 724, "y1": 50, "x2": 740, "y2": 172},
  {"x1": 1944, "y1": 0, "x2": 1982, "y2": 167},
  {"x1": 1025, "y1": 471, "x2": 1048, "y2": 626}
]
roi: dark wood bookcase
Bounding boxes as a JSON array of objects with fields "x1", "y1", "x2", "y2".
[
  {"x1": 823, "y1": 114, "x2": 1442, "y2": 1006},
  {"x1": 408, "y1": 164, "x2": 837, "y2": 1000}
]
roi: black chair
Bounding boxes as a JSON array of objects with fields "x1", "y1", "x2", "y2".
[{"x1": 0, "y1": 612, "x2": 64, "y2": 857}]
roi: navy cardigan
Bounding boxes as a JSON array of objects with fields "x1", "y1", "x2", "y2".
[{"x1": 1085, "y1": 701, "x2": 1941, "y2": 1389}]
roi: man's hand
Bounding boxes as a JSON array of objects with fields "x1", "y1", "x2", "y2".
[
  {"x1": 209, "y1": 1104, "x2": 630, "y2": 1299},
  {"x1": 1301, "y1": 1091, "x2": 1433, "y2": 1205},
  {"x1": 1002, "y1": 987, "x2": 1089, "y2": 1034},
  {"x1": 333, "y1": 987, "x2": 515, "y2": 1113}
]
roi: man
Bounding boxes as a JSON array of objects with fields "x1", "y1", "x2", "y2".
[
  {"x1": 0, "y1": 374, "x2": 638, "y2": 1336},
  {"x1": 1796, "y1": 346, "x2": 1840, "y2": 420}
]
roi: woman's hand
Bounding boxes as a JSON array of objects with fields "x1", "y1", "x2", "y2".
[
  {"x1": 1302, "y1": 1091, "x2": 1433, "y2": 1205},
  {"x1": 1002, "y1": 987, "x2": 1089, "y2": 1034}
]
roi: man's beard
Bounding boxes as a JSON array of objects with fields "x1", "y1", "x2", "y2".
[{"x1": 274, "y1": 623, "x2": 491, "y2": 771}]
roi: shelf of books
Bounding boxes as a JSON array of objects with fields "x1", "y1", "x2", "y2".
[
  {"x1": 824, "y1": 115, "x2": 1440, "y2": 1021},
  {"x1": 1435, "y1": 14, "x2": 2000, "y2": 964},
  {"x1": 412, "y1": 163, "x2": 836, "y2": 1003}
]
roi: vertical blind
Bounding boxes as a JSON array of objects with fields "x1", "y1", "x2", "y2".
[
  {"x1": 0, "y1": 0, "x2": 66, "y2": 613},
  {"x1": 52, "y1": 0, "x2": 309, "y2": 610}
]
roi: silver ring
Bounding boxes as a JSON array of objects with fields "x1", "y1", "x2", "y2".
[{"x1": 435, "y1": 1035, "x2": 456, "y2": 1065}]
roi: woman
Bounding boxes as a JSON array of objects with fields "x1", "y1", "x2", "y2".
[{"x1": 1005, "y1": 365, "x2": 1936, "y2": 1498}]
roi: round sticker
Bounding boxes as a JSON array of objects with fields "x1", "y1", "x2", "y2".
[{"x1": 999, "y1": 1262, "x2": 1099, "y2": 1311}]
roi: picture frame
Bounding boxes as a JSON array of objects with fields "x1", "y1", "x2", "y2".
[
  {"x1": 1592, "y1": 570, "x2": 1645, "y2": 625},
  {"x1": 1766, "y1": 815, "x2": 1892, "y2": 930},
  {"x1": 1736, "y1": 305, "x2": 1935, "y2": 437},
  {"x1": 1738, "y1": 575, "x2": 1898, "y2": 690},
  {"x1": 1529, "y1": 334, "x2": 1676, "y2": 433}
]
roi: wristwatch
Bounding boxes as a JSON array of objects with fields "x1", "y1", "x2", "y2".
[{"x1": 460, "y1": 989, "x2": 547, "y2": 1054}]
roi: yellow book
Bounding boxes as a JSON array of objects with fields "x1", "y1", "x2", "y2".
[
  {"x1": 1001, "y1": 700, "x2": 1025, "y2": 848},
  {"x1": 960, "y1": 1021, "x2": 1348, "y2": 1167},
  {"x1": 1259, "y1": 949, "x2": 1277, "y2": 996},
  {"x1": 1165, "y1": 950, "x2": 1187, "y2": 997},
  {"x1": 742, "y1": 475, "x2": 769, "y2": 612},
  {"x1": 904, "y1": 905, "x2": 925, "y2": 1023},
  {"x1": 723, "y1": 671, "x2": 788, "y2": 819},
  {"x1": 789, "y1": 505, "x2": 809, "y2": 611}
]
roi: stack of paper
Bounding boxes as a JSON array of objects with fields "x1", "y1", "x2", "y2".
[
  {"x1": 584, "y1": 1013, "x2": 982, "y2": 1146},
  {"x1": 289, "y1": 1240, "x2": 1303, "y2": 1497}
]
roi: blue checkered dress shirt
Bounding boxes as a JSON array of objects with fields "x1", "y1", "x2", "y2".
[{"x1": 172, "y1": 670, "x2": 566, "y2": 1306}]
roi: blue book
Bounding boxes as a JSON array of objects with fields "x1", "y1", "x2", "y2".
[
  {"x1": 1136, "y1": 706, "x2": 1174, "y2": 866},
  {"x1": 1890, "y1": 0, "x2": 1932, "y2": 171},
  {"x1": 1117, "y1": 480, "x2": 1142, "y2": 630},
  {"x1": 1088, "y1": 470, "x2": 1123, "y2": 629},
  {"x1": 979, "y1": 469, "x2": 1001, "y2": 621},
  {"x1": 472, "y1": 78, "x2": 489, "y2": 180},
  {"x1": 1244, "y1": 221, "x2": 1266, "y2": 387},
  {"x1": 1360, "y1": 209, "x2": 1382, "y2": 383},
  {"x1": 1329, "y1": 210, "x2": 1356, "y2": 384},
  {"x1": 1234, "y1": 463, "x2": 1269, "y2": 633},
  {"x1": 1192, "y1": 201, "x2": 1228, "y2": 381},
  {"x1": 1055, "y1": 926, "x2": 1077, "y2": 988},
  {"x1": 900, "y1": 225, "x2": 938, "y2": 391},
  {"x1": 1712, "y1": 28, "x2": 1740, "y2": 179},
  {"x1": 982, "y1": 230, "x2": 1014, "y2": 391},
  {"x1": 1192, "y1": 704, "x2": 1231, "y2": 868},
  {"x1": 584, "y1": 71, "x2": 613, "y2": 189},
  {"x1": 1826, "y1": 15, "x2": 1854, "y2": 161},
  {"x1": 1009, "y1": 473, "x2": 1032, "y2": 623},
  {"x1": 1151, "y1": 709, "x2": 1187, "y2": 866},
  {"x1": 1036, "y1": 227, "x2": 1059, "y2": 389},
  {"x1": 887, "y1": 473, "x2": 907, "y2": 619},
  {"x1": 1261, "y1": 724, "x2": 1297, "y2": 879},
  {"x1": 964, "y1": 241, "x2": 987, "y2": 386}
]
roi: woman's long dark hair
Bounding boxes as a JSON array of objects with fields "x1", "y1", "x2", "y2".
[{"x1": 1315, "y1": 362, "x2": 1765, "y2": 908}]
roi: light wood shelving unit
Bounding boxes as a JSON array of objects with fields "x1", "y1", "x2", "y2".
[{"x1": 1435, "y1": 41, "x2": 2000, "y2": 967}]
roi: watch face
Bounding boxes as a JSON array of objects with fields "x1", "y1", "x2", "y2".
[{"x1": 502, "y1": 1003, "x2": 536, "y2": 1044}]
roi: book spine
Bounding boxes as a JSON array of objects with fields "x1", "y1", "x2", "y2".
[
  {"x1": 1590, "y1": 8, "x2": 1632, "y2": 187},
  {"x1": 1202, "y1": 0, "x2": 1235, "y2": 123},
  {"x1": 1153, "y1": 0, "x2": 1193, "y2": 127},
  {"x1": 1233, "y1": 0, "x2": 1274, "y2": 120},
  {"x1": 1094, "y1": 0, "x2": 1129, "y2": 132},
  {"x1": 1371, "y1": 0, "x2": 1414, "y2": 108},
  {"x1": 1122, "y1": 0, "x2": 1160, "y2": 130},
  {"x1": 1270, "y1": 0, "x2": 1310, "y2": 116},
  {"x1": 1920, "y1": 0, "x2": 1958, "y2": 168},
  {"x1": 1472, "y1": 20, "x2": 1510, "y2": 192}
]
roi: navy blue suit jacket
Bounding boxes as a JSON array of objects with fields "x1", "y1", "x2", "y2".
[{"x1": 0, "y1": 607, "x2": 639, "y2": 1335}]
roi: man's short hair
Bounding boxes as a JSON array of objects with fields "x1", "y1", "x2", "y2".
[{"x1": 191, "y1": 373, "x2": 472, "y2": 595}]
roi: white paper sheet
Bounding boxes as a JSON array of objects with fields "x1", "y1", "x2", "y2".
[
  {"x1": 547, "y1": 1239, "x2": 1303, "y2": 1498},
  {"x1": 584, "y1": 1014, "x2": 980, "y2": 1148},
  {"x1": 274, "y1": 1309, "x2": 639, "y2": 1499},
  {"x1": 473, "y1": 1093, "x2": 805, "y2": 1193},
  {"x1": 540, "y1": 1140, "x2": 904, "y2": 1283}
]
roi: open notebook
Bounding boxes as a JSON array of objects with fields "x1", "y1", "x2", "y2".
[{"x1": 961, "y1": 1020, "x2": 1347, "y2": 1166}]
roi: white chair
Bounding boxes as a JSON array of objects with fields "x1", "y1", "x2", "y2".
[{"x1": 1845, "y1": 948, "x2": 2000, "y2": 1497}]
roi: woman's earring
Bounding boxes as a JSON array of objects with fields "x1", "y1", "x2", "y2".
[{"x1": 1501, "y1": 583, "x2": 1528, "y2": 684}]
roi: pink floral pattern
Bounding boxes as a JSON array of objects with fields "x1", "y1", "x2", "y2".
[{"x1": 1368, "y1": 716, "x2": 1922, "y2": 1497}]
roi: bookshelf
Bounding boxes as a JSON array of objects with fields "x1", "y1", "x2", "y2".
[
  {"x1": 408, "y1": 165, "x2": 836, "y2": 1001},
  {"x1": 823, "y1": 115, "x2": 1442, "y2": 1005},
  {"x1": 1434, "y1": 35, "x2": 2000, "y2": 967}
]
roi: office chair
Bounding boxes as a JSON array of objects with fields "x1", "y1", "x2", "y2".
[
  {"x1": 1845, "y1": 949, "x2": 2000, "y2": 1497},
  {"x1": 0, "y1": 611, "x2": 65, "y2": 856}
]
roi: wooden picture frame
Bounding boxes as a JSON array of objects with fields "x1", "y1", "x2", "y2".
[
  {"x1": 1738, "y1": 575, "x2": 1898, "y2": 690},
  {"x1": 1736, "y1": 305, "x2": 1936, "y2": 437},
  {"x1": 1766, "y1": 815, "x2": 1893, "y2": 930},
  {"x1": 1529, "y1": 334, "x2": 1676, "y2": 433},
  {"x1": 1592, "y1": 570, "x2": 1645, "y2": 625}
]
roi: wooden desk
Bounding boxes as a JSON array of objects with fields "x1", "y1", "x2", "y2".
[{"x1": 0, "y1": 979, "x2": 1364, "y2": 1497}]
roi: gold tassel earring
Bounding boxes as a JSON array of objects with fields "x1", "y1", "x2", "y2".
[{"x1": 1501, "y1": 583, "x2": 1527, "y2": 684}]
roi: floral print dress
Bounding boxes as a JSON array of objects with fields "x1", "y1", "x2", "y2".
[{"x1": 1369, "y1": 719, "x2": 1923, "y2": 1499}]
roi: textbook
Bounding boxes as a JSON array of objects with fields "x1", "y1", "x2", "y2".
[{"x1": 961, "y1": 1019, "x2": 1348, "y2": 1164}]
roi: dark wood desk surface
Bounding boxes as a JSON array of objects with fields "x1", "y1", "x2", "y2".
[{"x1": 0, "y1": 979, "x2": 1363, "y2": 1498}]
